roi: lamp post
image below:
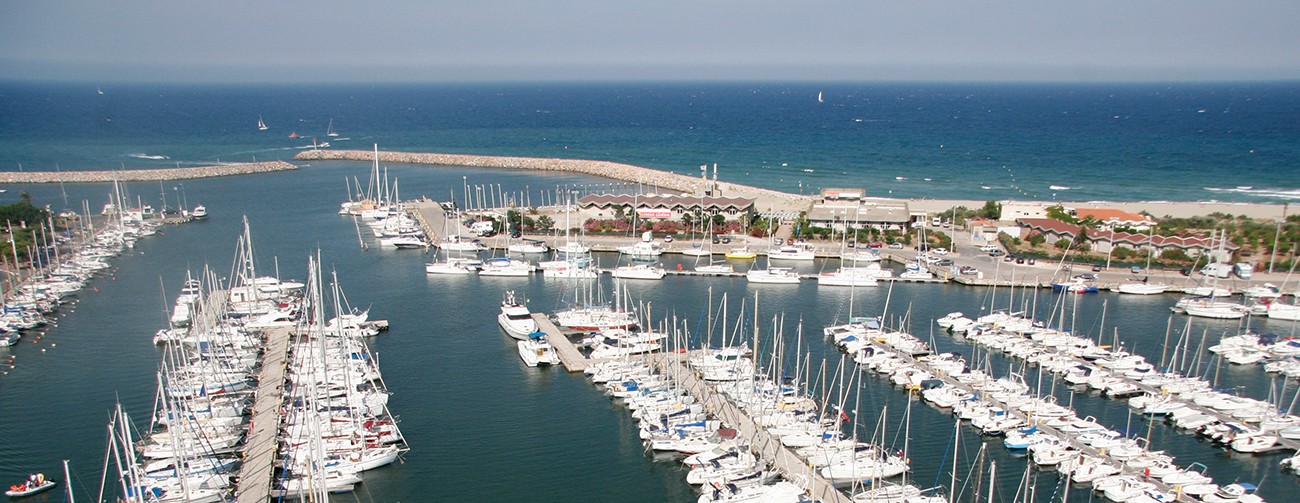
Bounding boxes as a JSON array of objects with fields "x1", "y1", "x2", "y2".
[{"x1": 1269, "y1": 202, "x2": 1288, "y2": 274}]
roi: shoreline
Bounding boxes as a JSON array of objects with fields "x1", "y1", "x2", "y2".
[
  {"x1": 299, "y1": 149, "x2": 1291, "y2": 221},
  {"x1": 0, "y1": 161, "x2": 297, "y2": 183}
]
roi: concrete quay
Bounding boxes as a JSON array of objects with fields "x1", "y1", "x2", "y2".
[{"x1": 0, "y1": 161, "x2": 297, "y2": 184}]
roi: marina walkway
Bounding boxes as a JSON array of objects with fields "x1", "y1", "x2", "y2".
[
  {"x1": 654, "y1": 353, "x2": 851, "y2": 503},
  {"x1": 860, "y1": 338, "x2": 1204, "y2": 502},
  {"x1": 234, "y1": 327, "x2": 294, "y2": 503}
]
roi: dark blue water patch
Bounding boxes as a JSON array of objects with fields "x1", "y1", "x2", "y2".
[{"x1": 2, "y1": 81, "x2": 1298, "y2": 203}]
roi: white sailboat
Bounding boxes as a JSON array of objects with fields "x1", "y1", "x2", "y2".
[
  {"x1": 326, "y1": 118, "x2": 339, "y2": 137},
  {"x1": 257, "y1": 116, "x2": 268, "y2": 131}
]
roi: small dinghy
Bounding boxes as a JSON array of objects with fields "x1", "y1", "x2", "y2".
[{"x1": 6, "y1": 473, "x2": 56, "y2": 497}]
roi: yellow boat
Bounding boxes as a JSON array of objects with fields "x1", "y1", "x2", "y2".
[{"x1": 725, "y1": 247, "x2": 757, "y2": 260}]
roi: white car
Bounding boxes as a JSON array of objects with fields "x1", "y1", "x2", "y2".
[
  {"x1": 932, "y1": 248, "x2": 948, "y2": 255},
  {"x1": 980, "y1": 244, "x2": 1001, "y2": 252}
]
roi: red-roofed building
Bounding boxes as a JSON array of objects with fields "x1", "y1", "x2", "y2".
[
  {"x1": 1018, "y1": 218, "x2": 1236, "y2": 258},
  {"x1": 577, "y1": 193, "x2": 755, "y2": 223},
  {"x1": 1072, "y1": 209, "x2": 1156, "y2": 231}
]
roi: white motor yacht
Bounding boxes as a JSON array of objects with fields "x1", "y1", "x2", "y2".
[{"x1": 497, "y1": 291, "x2": 538, "y2": 339}]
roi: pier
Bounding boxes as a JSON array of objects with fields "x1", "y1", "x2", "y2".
[
  {"x1": 0, "y1": 161, "x2": 297, "y2": 183},
  {"x1": 856, "y1": 337, "x2": 1224, "y2": 502},
  {"x1": 234, "y1": 327, "x2": 294, "y2": 503},
  {"x1": 653, "y1": 353, "x2": 851, "y2": 503},
  {"x1": 530, "y1": 313, "x2": 594, "y2": 372}
]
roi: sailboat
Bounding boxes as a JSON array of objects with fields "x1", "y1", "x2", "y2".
[
  {"x1": 257, "y1": 116, "x2": 268, "y2": 131},
  {"x1": 1115, "y1": 225, "x2": 1169, "y2": 294},
  {"x1": 818, "y1": 91, "x2": 824, "y2": 103},
  {"x1": 326, "y1": 118, "x2": 339, "y2": 137}
]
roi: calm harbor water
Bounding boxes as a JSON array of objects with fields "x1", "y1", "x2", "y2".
[
  {"x1": 1, "y1": 81, "x2": 1298, "y2": 501},
  {"x1": 0, "y1": 161, "x2": 1296, "y2": 502}
]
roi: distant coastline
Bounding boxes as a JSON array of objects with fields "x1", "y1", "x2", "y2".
[{"x1": 0, "y1": 161, "x2": 297, "y2": 183}]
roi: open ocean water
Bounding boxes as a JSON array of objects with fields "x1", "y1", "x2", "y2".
[{"x1": 0, "y1": 82, "x2": 1298, "y2": 502}]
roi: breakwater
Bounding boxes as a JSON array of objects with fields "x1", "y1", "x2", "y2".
[
  {"x1": 294, "y1": 149, "x2": 813, "y2": 212},
  {"x1": 0, "y1": 161, "x2": 297, "y2": 184}
]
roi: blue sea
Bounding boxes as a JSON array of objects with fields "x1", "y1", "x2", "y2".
[
  {"x1": 1, "y1": 81, "x2": 1298, "y2": 203},
  {"x1": 0, "y1": 81, "x2": 1298, "y2": 502}
]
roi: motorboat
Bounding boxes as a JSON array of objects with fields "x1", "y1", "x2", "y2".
[
  {"x1": 724, "y1": 247, "x2": 757, "y2": 260},
  {"x1": 746, "y1": 267, "x2": 801, "y2": 284},
  {"x1": 191, "y1": 205, "x2": 208, "y2": 219},
  {"x1": 518, "y1": 332, "x2": 560, "y2": 367},
  {"x1": 817, "y1": 268, "x2": 880, "y2": 287},
  {"x1": 425, "y1": 257, "x2": 480, "y2": 275},
  {"x1": 497, "y1": 291, "x2": 537, "y2": 339},
  {"x1": 5, "y1": 474, "x2": 55, "y2": 497},
  {"x1": 380, "y1": 235, "x2": 428, "y2": 249},
  {"x1": 439, "y1": 235, "x2": 486, "y2": 252},
  {"x1": 1114, "y1": 279, "x2": 1169, "y2": 295},
  {"x1": 507, "y1": 239, "x2": 549, "y2": 254},
  {"x1": 766, "y1": 244, "x2": 815, "y2": 261},
  {"x1": 478, "y1": 257, "x2": 532, "y2": 277},
  {"x1": 610, "y1": 263, "x2": 666, "y2": 280},
  {"x1": 618, "y1": 240, "x2": 664, "y2": 258}
]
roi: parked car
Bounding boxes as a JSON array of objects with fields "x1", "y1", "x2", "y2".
[
  {"x1": 664, "y1": 235, "x2": 674, "y2": 243},
  {"x1": 1016, "y1": 257, "x2": 1026, "y2": 264},
  {"x1": 980, "y1": 244, "x2": 1001, "y2": 252},
  {"x1": 1131, "y1": 265, "x2": 1142, "y2": 274},
  {"x1": 773, "y1": 238, "x2": 784, "y2": 245},
  {"x1": 1091, "y1": 264, "x2": 1103, "y2": 272},
  {"x1": 1026, "y1": 258, "x2": 1037, "y2": 265},
  {"x1": 937, "y1": 259, "x2": 954, "y2": 266},
  {"x1": 959, "y1": 266, "x2": 979, "y2": 276},
  {"x1": 1004, "y1": 254, "x2": 1015, "y2": 262},
  {"x1": 1180, "y1": 266, "x2": 1192, "y2": 276},
  {"x1": 916, "y1": 244, "x2": 931, "y2": 251},
  {"x1": 888, "y1": 243, "x2": 903, "y2": 249},
  {"x1": 988, "y1": 249, "x2": 1005, "y2": 257},
  {"x1": 721, "y1": 236, "x2": 732, "y2": 244},
  {"x1": 932, "y1": 248, "x2": 949, "y2": 255}
]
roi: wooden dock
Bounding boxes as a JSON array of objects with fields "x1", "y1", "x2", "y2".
[
  {"x1": 654, "y1": 353, "x2": 850, "y2": 503},
  {"x1": 234, "y1": 327, "x2": 294, "y2": 503}
]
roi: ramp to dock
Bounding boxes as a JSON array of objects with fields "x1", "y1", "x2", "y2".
[
  {"x1": 531, "y1": 314, "x2": 592, "y2": 372},
  {"x1": 234, "y1": 327, "x2": 294, "y2": 503}
]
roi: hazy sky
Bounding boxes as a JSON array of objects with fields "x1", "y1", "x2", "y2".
[{"x1": 3, "y1": 1, "x2": 1298, "y2": 83}]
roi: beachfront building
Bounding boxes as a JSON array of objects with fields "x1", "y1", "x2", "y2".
[
  {"x1": 1000, "y1": 201, "x2": 1051, "y2": 222},
  {"x1": 1017, "y1": 218, "x2": 1237, "y2": 258},
  {"x1": 806, "y1": 189, "x2": 912, "y2": 231},
  {"x1": 575, "y1": 193, "x2": 755, "y2": 224},
  {"x1": 1072, "y1": 208, "x2": 1158, "y2": 231}
]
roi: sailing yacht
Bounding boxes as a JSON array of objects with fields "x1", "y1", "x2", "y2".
[
  {"x1": 257, "y1": 116, "x2": 268, "y2": 131},
  {"x1": 746, "y1": 266, "x2": 802, "y2": 284},
  {"x1": 326, "y1": 118, "x2": 339, "y2": 137},
  {"x1": 609, "y1": 263, "x2": 667, "y2": 280}
]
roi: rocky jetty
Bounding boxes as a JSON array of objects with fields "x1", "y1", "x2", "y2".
[
  {"x1": 294, "y1": 149, "x2": 813, "y2": 212},
  {"x1": 0, "y1": 161, "x2": 298, "y2": 184}
]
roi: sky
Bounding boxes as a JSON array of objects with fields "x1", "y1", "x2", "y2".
[{"x1": 2, "y1": 1, "x2": 1298, "y2": 83}]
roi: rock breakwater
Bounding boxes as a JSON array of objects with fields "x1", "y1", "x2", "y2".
[
  {"x1": 294, "y1": 149, "x2": 813, "y2": 211},
  {"x1": 0, "y1": 161, "x2": 298, "y2": 184}
]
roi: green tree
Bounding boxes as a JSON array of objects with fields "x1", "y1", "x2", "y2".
[
  {"x1": 1027, "y1": 233, "x2": 1046, "y2": 247},
  {"x1": 1055, "y1": 238, "x2": 1072, "y2": 250},
  {"x1": 1046, "y1": 205, "x2": 1075, "y2": 223},
  {"x1": 535, "y1": 215, "x2": 554, "y2": 232},
  {"x1": 980, "y1": 200, "x2": 1002, "y2": 219},
  {"x1": 712, "y1": 214, "x2": 726, "y2": 230}
]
